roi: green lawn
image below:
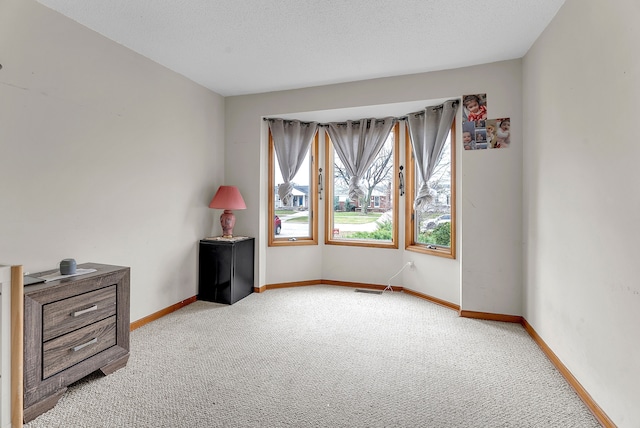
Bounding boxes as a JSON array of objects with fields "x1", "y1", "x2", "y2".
[
  {"x1": 334, "y1": 212, "x2": 382, "y2": 224},
  {"x1": 286, "y1": 211, "x2": 382, "y2": 224}
]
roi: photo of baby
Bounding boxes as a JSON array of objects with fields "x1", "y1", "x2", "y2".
[
  {"x1": 462, "y1": 120, "x2": 486, "y2": 150},
  {"x1": 461, "y1": 94, "x2": 511, "y2": 152},
  {"x1": 462, "y1": 93, "x2": 487, "y2": 124},
  {"x1": 486, "y1": 119, "x2": 498, "y2": 148},
  {"x1": 495, "y1": 118, "x2": 511, "y2": 148},
  {"x1": 475, "y1": 129, "x2": 488, "y2": 150},
  {"x1": 463, "y1": 130, "x2": 476, "y2": 151}
]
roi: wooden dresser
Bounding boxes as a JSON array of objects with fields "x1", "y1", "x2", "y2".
[{"x1": 23, "y1": 263, "x2": 130, "y2": 422}]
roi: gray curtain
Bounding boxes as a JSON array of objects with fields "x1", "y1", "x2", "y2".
[
  {"x1": 326, "y1": 117, "x2": 395, "y2": 201},
  {"x1": 268, "y1": 119, "x2": 318, "y2": 205},
  {"x1": 406, "y1": 100, "x2": 459, "y2": 212}
]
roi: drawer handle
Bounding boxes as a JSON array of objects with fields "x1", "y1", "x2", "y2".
[
  {"x1": 72, "y1": 337, "x2": 97, "y2": 352},
  {"x1": 72, "y1": 305, "x2": 98, "y2": 317}
]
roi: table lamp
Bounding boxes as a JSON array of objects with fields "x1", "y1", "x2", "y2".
[{"x1": 209, "y1": 185, "x2": 247, "y2": 237}]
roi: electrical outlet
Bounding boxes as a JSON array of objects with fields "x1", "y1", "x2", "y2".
[{"x1": 408, "y1": 261, "x2": 415, "y2": 268}]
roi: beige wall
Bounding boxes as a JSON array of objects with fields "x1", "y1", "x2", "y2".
[
  {"x1": 1, "y1": 0, "x2": 632, "y2": 424},
  {"x1": 225, "y1": 60, "x2": 523, "y2": 315},
  {"x1": 0, "y1": 0, "x2": 225, "y2": 322},
  {"x1": 523, "y1": 0, "x2": 640, "y2": 426}
]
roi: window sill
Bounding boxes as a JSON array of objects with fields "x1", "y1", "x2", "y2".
[
  {"x1": 406, "y1": 243, "x2": 455, "y2": 259},
  {"x1": 325, "y1": 239, "x2": 398, "y2": 249},
  {"x1": 269, "y1": 238, "x2": 318, "y2": 247}
]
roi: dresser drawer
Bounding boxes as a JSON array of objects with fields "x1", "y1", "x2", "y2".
[
  {"x1": 42, "y1": 315, "x2": 116, "y2": 379},
  {"x1": 42, "y1": 285, "x2": 116, "y2": 342}
]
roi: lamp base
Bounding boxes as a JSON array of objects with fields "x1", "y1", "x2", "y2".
[{"x1": 220, "y1": 210, "x2": 236, "y2": 238}]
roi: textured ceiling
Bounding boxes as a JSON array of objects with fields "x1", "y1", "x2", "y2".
[{"x1": 35, "y1": 0, "x2": 566, "y2": 97}]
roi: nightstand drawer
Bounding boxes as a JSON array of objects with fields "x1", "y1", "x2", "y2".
[
  {"x1": 43, "y1": 285, "x2": 116, "y2": 341},
  {"x1": 42, "y1": 315, "x2": 116, "y2": 379}
]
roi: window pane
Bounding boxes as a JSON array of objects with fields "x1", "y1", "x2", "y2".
[
  {"x1": 273, "y1": 147, "x2": 312, "y2": 239},
  {"x1": 268, "y1": 130, "x2": 317, "y2": 247},
  {"x1": 328, "y1": 129, "x2": 395, "y2": 245},
  {"x1": 415, "y1": 132, "x2": 452, "y2": 247}
]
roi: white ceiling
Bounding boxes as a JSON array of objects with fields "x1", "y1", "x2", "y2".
[{"x1": 36, "y1": 0, "x2": 566, "y2": 97}]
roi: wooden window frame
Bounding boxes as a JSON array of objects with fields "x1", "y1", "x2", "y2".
[
  {"x1": 268, "y1": 131, "x2": 319, "y2": 247},
  {"x1": 405, "y1": 120, "x2": 457, "y2": 259},
  {"x1": 324, "y1": 123, "x2": 399, "y2": 249}
]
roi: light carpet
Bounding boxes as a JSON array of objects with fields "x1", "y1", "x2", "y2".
[{"x1": 25, "y1": 285, "x2": 601, "y2": 427}]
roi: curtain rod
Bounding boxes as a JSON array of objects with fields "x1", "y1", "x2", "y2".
[
  {"x1": 263, "y1": 99, "x2": 459, "y2": 125},
  {"x1": 263, "y1": 117, "x2": 394, "y2": 127},
  {"x1": 398, "y1": 100, "x2": 459, "y2": 120}
]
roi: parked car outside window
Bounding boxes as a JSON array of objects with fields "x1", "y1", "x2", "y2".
[
  {"x1": 274, "y1": 215, "x2": 281, "y2": 235},
  {"x1": 421, "y1": 214, "x2": 451, "y2": 232},
  {"x1": 436, "y1": 214, "x2": 451, "y2": 224}
]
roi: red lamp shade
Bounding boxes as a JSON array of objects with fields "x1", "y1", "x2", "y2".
[{"x1": 209, "y1": 186, "x2": 246, "y2": 237}]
